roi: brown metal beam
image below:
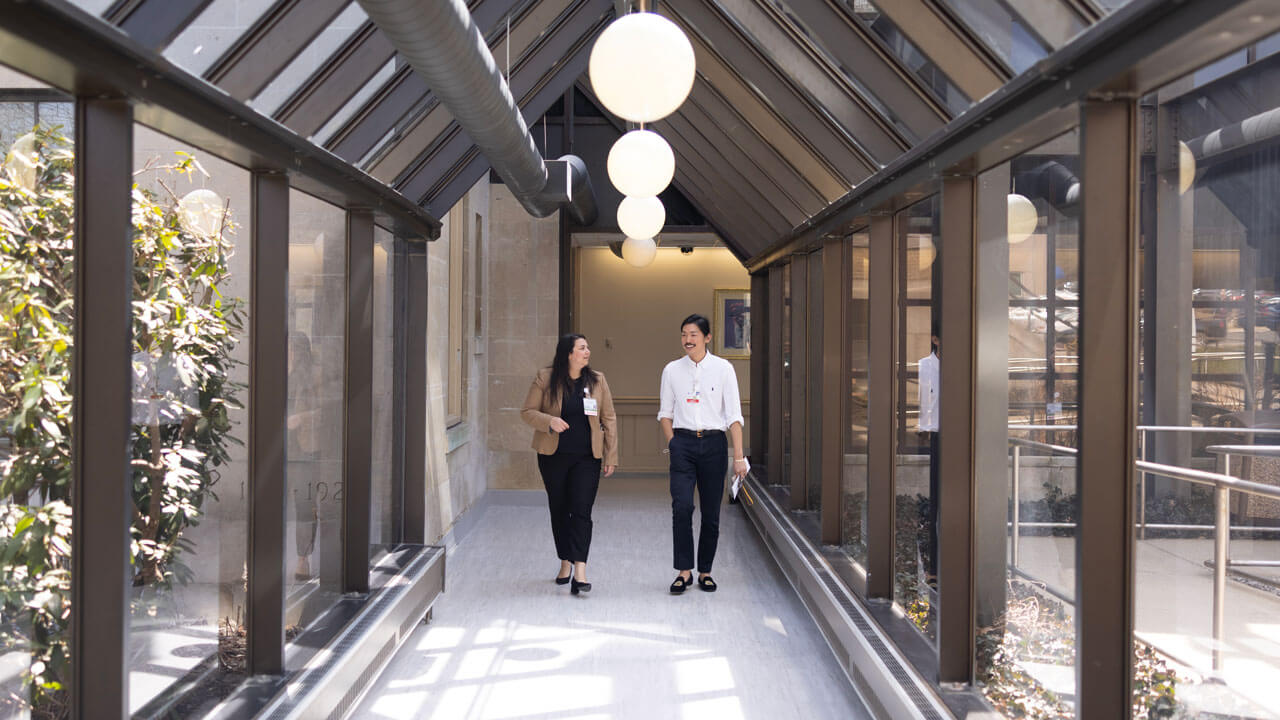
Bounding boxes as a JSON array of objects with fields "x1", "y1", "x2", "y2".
[
  {"x1": 71, "y1": 97, "x2": 133, "y2": 719},
  {"x1": 750, "y1": 271, "x2": 769, "y2": 466},
  {"x1": 203, "y1": 0, "x2": 351, "y2": 102},
  {"x1": 820, "y1": 236, "x2": 846, "y2": 544},
  {"x1": 1075, "y1": 97, "x2": 1138, "y2": 718},
  {"x1": 789, "y1": 253, "x2": 809, "y2": 511},
  {"x1": 937, "y1": 176, "x2": 977, "y2": 684},
  {"x1": 403, "y1": 245, "x2": 428, "y2": 544},
  {"x1": 866, "y1": 214, "x2": 896, "y2": 598},
  {"x1": 343, "y1": 211, "x2": 375, "y2": 593},
  {"x1": 768, "y1": 265, "x2": 786, "y2": 479},
  {"x1": 247, "y1": 170, "x2": 289, "y2": 675}
]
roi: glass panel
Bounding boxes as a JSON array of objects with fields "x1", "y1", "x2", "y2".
[
  {"x1": 286, "y1": 190, "x2": 345, "y2": 671},
  {"x1": 842, "y1": 231, "x2": 870, "y2": 567},
  {"x1": 936, "y1": 0, "x2": 1051, "y2": 74},
  {"x1": 840, "y1": 0, "x2": 971, "y2": 114},
  {"x1": 371, "y1": 227, "x2": 395, "y2": 556},
  {"x1": 163, "y1": 0, "x2": 276, "y2": 77},
  {"x1": 894, "y1": 194, "x2": 939, "y2": 639},
  {"x1": 314, "y1": 58, "x2": 397, "y2": 144},
  {"x1": 0, "y1": 67, "x2": 75, "y2": 719},
  {"x1": 766, "y1": 0, "x2": 920, "y2": 142},
  {"x1": 127, "y1": 127, "x2": 250, "y2": 715},
  {"x1": 250, "y1": 5, "x2": 369, "y2": 116},
  {"x1": 65, "y1": 0, "x2": 114, "y2": 15},
  {"x1": 1133, "y1": 52, "x2": 1280, "y2": 716},
  {"x1": 978, "y1": 130, "x2": 1082, "y2": 717}
]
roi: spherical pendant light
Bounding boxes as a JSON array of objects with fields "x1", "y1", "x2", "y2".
[
  {"x1": 621, "y1": 236, "x2": 658, "y2": 268},
  {"x1": 617, "y1": 196, "x2": 665, "y2": 240},
  {"x1": 1007, "y1": 193, "x2": 1038, "y2": 244},
  {"x1": 589, "y1": 12, "x2": 696, "y2": 123},
  {"x1": 608, "y1": 130, "x2": 675, "y2": 198},
  {"x1": 5, "y1": 132, "x2": 38, "y2": 191},
  {"x1": 178, "y1": 188, "x2": 226, "y2": 237}
]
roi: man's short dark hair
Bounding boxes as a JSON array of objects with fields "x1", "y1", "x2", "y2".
[{"x1": 681, "y1": 314, "x2": 711, "y2": 336}]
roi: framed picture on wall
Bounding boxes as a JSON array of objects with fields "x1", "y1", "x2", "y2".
[{"x1": 713, "y1": 289, "x2": 751, "y2": 358}]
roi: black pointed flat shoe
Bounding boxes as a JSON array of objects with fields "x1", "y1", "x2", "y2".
[
  {"x1": 669, "y1": 574, "x2": 692, "y2": 594},
  {"x1": 571, "y1": 578, "x2": 592, "y2": 595},
  {"x1": 697, "y1": 575, "x2": 717, "y2": 592}
]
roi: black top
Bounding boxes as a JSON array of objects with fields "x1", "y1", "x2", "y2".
[{"x1": 557, "y1": 375, "x2": 592, "y2": 456}]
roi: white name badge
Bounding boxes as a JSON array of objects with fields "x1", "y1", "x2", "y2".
[{"x1": 583, "y1": 398, "x2": 599, "y2": 416}]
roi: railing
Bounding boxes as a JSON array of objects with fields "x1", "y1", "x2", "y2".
[{"x1": 1006, "y1": 425, "x2": 1280, "y2": 672}]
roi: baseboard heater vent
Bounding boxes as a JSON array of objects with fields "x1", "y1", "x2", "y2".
[
  {"x1": 209, "y1": 545, "x2": 445, "y2": 720},
  {"x1": 741, "y1": 478, "x2": 952, "y2": 720}
]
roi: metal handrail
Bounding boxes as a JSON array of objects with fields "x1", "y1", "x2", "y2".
[{"x1": 1005, "y1": 432, "x2": 1280, "y2": 673}]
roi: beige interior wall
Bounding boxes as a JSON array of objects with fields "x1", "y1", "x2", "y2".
[
  {"x1": 576, "y1": 246, "x2": 751, "y2": 399},
  {"x1": 576, "y1": 246, "x2": 752, "y2": 470}
]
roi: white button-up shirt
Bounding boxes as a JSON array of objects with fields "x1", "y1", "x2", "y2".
[
  {"x1": 657, "y1": 352, "x2": 745, "y2": 431},
  {"x1": 917, "y1": 351, "x2": 939, "y2": 432}
]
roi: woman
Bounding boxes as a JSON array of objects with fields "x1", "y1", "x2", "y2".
[{"x1": 521, "y1": 334, "x2": 618, "y2": 595}]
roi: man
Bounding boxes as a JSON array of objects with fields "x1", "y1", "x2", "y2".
[
  {"x1": 658, "y1": 314, "x2": 749, "y2": 594},
  {"x1": 916, "y1": 330, "x2": 940, "y2": 581}
]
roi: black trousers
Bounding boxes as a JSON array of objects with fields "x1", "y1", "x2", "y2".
[
  {"x1": 537, "y1": 452, "x2": 602, "y2": 563},
  {"x1": 669, "y1": 432, "x2": 728, "y2": 573},
  {"x1": 926, "y1": 431, "x2": 939, "y2": 577}
]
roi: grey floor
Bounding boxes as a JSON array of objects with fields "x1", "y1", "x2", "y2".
[{"x1": 352, "y1": 475, "x2": 871, "y2": 720}]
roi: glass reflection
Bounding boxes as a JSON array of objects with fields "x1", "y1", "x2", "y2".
[
  {"x1": 1133, "y1": 51, "x2": 1280, "y2": 715},
  {"x1": 371, "y1": 227, "x2": 395, "y2": 556},
  {"x1": 842, "y1": 231, "x2": 870, "y2": 567}
]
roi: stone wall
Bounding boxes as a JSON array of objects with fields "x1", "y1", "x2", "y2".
[{"x1": 485, "y1": 185, "x2": 561, "y2": 490}]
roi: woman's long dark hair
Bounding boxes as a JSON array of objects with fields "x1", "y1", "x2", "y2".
[{"x1": 547, "y1": 333, "x2": 598, "y2": 405}]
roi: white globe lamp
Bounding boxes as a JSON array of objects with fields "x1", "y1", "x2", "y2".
[
  {"x1": 1007, "y1": 193, "x2": 1038, "y2": 244},
  {"x1": 621, "y1": 236, "x2": 657, "y2": 268},
  {"x1": 1178, "y1": 140, "x2": 1196, "y2": 195},
  {"x1": 608, "y1": 130, "x2": 675, "y2": 197},
  {"x1": 589, "y1": 12, "x2": 696, "y2": 123},
  {"x1": 178, "y1": 189, "x2": 226, "y2": 237},
  {"x1": 617, "y1": 196, "x2": 665, "y2": 240}
]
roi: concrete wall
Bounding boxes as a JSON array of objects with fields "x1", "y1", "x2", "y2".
[{"x1": 484, "y1": 185, "x2": 561, "y2": 490}]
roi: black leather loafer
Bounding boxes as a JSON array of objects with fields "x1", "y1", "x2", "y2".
[
  {"x1": 669, "y1": 574, "x2": 692, "y2": 594},
  {"x1": 698, "y1": 575, "x2": 717, "y2": 592}
]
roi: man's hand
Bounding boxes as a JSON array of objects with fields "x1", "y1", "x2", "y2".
[
  {"x1": 733, "y1": 457, "x2": 749, "y2": 479},
  {"x1": 603, "y1": 465, "x2": 616, "y2": 477},
  {"x1": 549, "y1": 417, "x2": 569, "y2": 433}
]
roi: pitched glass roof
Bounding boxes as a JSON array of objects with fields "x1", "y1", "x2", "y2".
[
  {"x1": 937, "y1": 0, "x2": 1051, "y2": 74},
  {"x1": 841, "y1": 0, "x2": 971, "y2": 115}
]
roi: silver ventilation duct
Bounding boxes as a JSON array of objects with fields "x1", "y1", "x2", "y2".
[{"x1": 356, "y1": 0, "x2": 598, "y2": 225}]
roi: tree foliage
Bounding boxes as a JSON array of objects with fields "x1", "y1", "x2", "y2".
[{"x1": 0, "y1": 125, "x2": 244, "y2": 716}]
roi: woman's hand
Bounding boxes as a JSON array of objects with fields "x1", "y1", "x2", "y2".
[
  {"x1": 603, "y1": 465, "x2": 616, "y2": 477},
  {"x1": 549, "y1": 417, "x2": 569, "y2": 433}
]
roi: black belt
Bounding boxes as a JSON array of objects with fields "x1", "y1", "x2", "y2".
[{"x1": 674, "y1": 428, "x2": 724, "y2": 438}]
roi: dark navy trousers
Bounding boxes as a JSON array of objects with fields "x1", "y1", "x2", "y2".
[{"x1": 669, "y1": 431, "x2": 728, "y2": 573}]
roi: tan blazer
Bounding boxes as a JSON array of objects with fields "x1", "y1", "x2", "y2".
[{"x1": 521, "y1": 367, "x2": 618, "y2": 466}]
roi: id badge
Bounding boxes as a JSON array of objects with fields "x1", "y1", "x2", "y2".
[
  {"x1": 685, "y1": 390, "x2": 701, "y2": 404},
  {"x1": 583, "y1": 398, "x2": 599, "y2": 416}
]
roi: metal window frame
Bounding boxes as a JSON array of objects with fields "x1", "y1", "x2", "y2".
[
  {"x1": 103, "y1": 0, "x2": 216, "y2": 51},
  {"x1": 402, "y1": 244, "x2": 429, "y2": 545},
  {"x1": 70, "y1": 97, "x2": 134, "y2": 718},
  {"x1": 247, "y1": 170, "x2": 289, "y2": 675},
  {"x1": 788, "y1": 253, "x2": 810, "y2": 510},
  {"x1": 862, "y1": 0, "x2": 1007, "y2": 101},
  {"x1": 274, "y1": 21, "x2": 397, "y2": 139},
  {"x1": 820, "y1": 236, "x2": 848, "y2": 544},
  {"x1": 768, "y1": 265, "x2": 787, "y2": 481},
  {"x1": 0, "y1": 0, "x2": 440, "y2": 240},
  {"x1": 936, "y1": 176, "x2": 977, "y2": 684},
  {"x1": 343, "y1": 210, "x2": 375, "y2": 594},
  {"x1": 202, "y1": 0, "x2": 353, "y2": 103},
  {"x1": 1075, "y1": 97, "x2": 1139, "y2": 717},
  {"x1": 866, "y1": 214, "x2": 896, "y2": 599},
  {"x1": 751, "y1": 271, "x2": 769, "y2": 466}
]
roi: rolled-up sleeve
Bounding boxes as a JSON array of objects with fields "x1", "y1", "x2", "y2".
[
  {"x1": 722, "y1": 363, "x2": 745, "y2": 428},
  {"x1": 657, "y1": 364, "x2": 675, "y2": 421}
]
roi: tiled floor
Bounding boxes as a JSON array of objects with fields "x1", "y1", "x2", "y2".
[{"x1": 352, "y1": 475, "x2": 870, "y2": 720}]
